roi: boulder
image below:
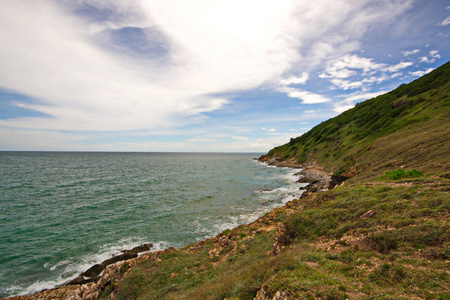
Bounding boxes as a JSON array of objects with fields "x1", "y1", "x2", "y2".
[
  {"x1": 328, "y1": 174, "x2": 348, "y2": 189},
  {"x1": 65, "y1": 275, "x2": 86, "y2": 285},
  {"x1": 360, "y1": 209, "x2": 376, "y2": 219},
  {"x1": 80, "y1": 264, "x2": 104, "y2": 278},
  {"x1": 122, "y1": 243, "x2": 153, "y2": 255},
  {"x1": 101, "y1": 252, "x2": 137, "y2": 267},
  {"x1": 66, "y1": 275, "x2": 101, "y2": 285}
]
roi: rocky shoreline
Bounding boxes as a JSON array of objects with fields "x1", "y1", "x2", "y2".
[
  {"x1": 5, "y1": 158, "x2": 342, "y2": 300},
  {"x1": 65, "y1": 243, "x2": 154, "y2": 286},
  {"x1": 258, "y1": 154, "x2": 347, "y2": 194}
]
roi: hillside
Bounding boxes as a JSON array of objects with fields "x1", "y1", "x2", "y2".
[
  {"x1": 9, "y1": 63, "x2": 449, "y2": 300},
  {"x1": 261, "y1": 61, "x2": 450, "y2": 180}
]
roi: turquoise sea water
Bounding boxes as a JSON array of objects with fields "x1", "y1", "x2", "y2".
[{"x1": 0, "y1": 152, "x2": 304, "y2": 298}]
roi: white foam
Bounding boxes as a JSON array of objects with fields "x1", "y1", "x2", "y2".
[{"x1": 47, "y1": 260, "x2": 71, "y2": 271}]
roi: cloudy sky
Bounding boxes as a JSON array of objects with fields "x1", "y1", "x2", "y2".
[{"x1": 0, "y1": 0, "x2": 448, "y2": 152}]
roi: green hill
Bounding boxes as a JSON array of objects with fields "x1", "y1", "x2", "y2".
[{"x1": 264, "y1": 61, "x2": 450, "y2": 179}]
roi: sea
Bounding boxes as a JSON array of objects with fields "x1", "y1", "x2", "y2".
[{"x1": 0, "y1": 152, "x2": 306, "y2": 298}]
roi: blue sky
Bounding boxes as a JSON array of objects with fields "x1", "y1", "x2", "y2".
[{"x1": 0, "y1": 0, "x2": 448, "y2": 152}]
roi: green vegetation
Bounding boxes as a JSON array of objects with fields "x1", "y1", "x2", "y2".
[
  {"x1": 380, "y1": 169, "x2": 423, "y2": 180},
  {"x1": 105, "y1": 177, "x2": 449, "y2": 299},
  {"x1": 102, "y1": 62, "x2": 449, "y2": 299},
  {"x1": 267, "y1": 61, "x2": 450, "y2": 178}
]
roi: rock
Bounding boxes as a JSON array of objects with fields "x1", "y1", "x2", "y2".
[
  {"x1": 273, "y1": 290, "x2": 292, "y2": 300},
  {"x1": 80, "y1": 264, "x2": 104, "y2": 278},
  {"x1": 271, "y1": 223, "x2": 286, "y2": 256},
  {"x1": 66, "y1": 275, "x2": 101, "y2": 286},
  {"x1": 328, "y1": 174, "x2": 348, "y2": 189},
  {"x1": 121, "y1": 243, "x2": 153, "y2": 255},
  {"x1": 66, "y1": 276, "x2": 86, "y2": 285},
  {"x1": 306, "y1": 185, "x2": 318, "y2": 193},
  {"x1": 254, "y1": 281, "x2": 270, "y2": 300},
  {"x1": 360, "y1": 209, "x2": 376, "y2": 219},
  {"x1": 77, "y1": 243, "x2": 151, "y2": 282},
  {"x1": 297, "y1": 176, "x2": 309, "y2": 183},
  {"x1": 101, "y1": 252, "x2": 137, "y2": 267}
]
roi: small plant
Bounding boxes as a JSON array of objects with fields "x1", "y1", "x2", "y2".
[
  {"x1": 120, "y1": 262, "x2": 130, "y2": 275},
  {"x1": 381, "y1": 169, "x2": 423, "y2": 180}
]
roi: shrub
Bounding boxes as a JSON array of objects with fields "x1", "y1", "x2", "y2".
[
  {"x1": 282, "y1": 213, "x2": 315, "y2": 244},
  {"x1": 371, "y1": 232, "x2": 398, "y2": 253},
  {"x1": 369, "y1": 263, "x2": 407, "y2": 283}
]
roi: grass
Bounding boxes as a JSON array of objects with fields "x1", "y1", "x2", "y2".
[{"x1": 380, "y1": 169, "x2": 423, "y2": 180}]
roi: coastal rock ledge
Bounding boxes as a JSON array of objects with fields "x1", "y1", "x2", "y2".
[
  {"x1": 258, "y1": 155, "x2": 346, "y2": 192},
  {"x1": 6, "y1": 243, "x2": 154, "y2": 300}
]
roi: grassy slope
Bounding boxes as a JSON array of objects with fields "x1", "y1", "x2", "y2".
[
  {"x1": 107, "y1": 63, "x2": 450, "y2": 300},
  {"x1": 268, "y1": 61, "x2": 450, "y2": 178}
]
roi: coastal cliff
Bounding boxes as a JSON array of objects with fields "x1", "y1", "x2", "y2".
[{"x1": 6, "y1": 62, "x2": 449, "y2": 299}]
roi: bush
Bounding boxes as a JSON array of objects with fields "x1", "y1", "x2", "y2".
[
  {"x1": 371, "y1": 232, "x2": 398, "y2": 253},
  {"x1": 369, "y1": 263, "x2": 407, "y2": 283},
  {"x1": 282, "y1": 213, "x2": 316, "y2": 244}
]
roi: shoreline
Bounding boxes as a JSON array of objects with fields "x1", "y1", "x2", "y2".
[{"x1": 5, "y1": 160, "x2": 334, "y2": 300}]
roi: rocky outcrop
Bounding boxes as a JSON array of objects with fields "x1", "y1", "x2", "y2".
[
  {"x1": 9, "y1": 245, "x2": 162, "y2": 300},
  {"x1": 271, "y1": 223, "x2": 286, "y2": 256},
  {"x1": 258, "y1": 156, "x2": 339, "y2": 194},
  {"x1": 6, "y1": 243, "x2": 155, "y2": 300},
  {"x1": 79, "y1": 264, "x2": 104, "y2": 278},
  {"x1": 121, "y1": 243, "x2": 153, "y2": 255},
  {"x1": 258, "y1": 155, "x2": 302, "y2": 168},
  {"x1": 255, "y1": 277, "x2": 294, "y2": 300},
  {"x1": 294, "y1": 162, "x2": 336, "y2": 196}
]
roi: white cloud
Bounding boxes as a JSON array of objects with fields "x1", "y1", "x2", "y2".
[
  {"x1": 280, "y1": 73, "x2": 309, "y2": 85},
  {"x1": 319, "y1": 55, "x2": 385, "y2": 79},
  {"x1": 342, "y1": 91, "x2": 387, "y2": 103},
  {"x1": 409, "y1": 68, "x2": 434, "y2": 77},
  {"x1": 0, "y1": 0, "x2": 416, "y2": 151},
  {"x1": 330, "y1": 78, "x2": 363, "y2": 90},
  {"x1": 429, "y1": 50, "x2": 441, "y2": 58},
  {"x1": 232, "y1": 136, "x2": 250, "y2": 141},
  {"x1": 186, "y1": 138, "x2": 216, "y2": 143},
  {"x1": 384, "y1": 61, "x2": 413, "y2": 72},
  {"x1": 333, "y1": 104, "x2": 355, "y2": 113},
  {"x1": 329, "y1": 74, "x2": 390, "y2": 90},
  {"x1": 402, "y1": 49, "x2": 419, "y2": 56},
  {"x1": 419, "y1": 50, "x2": 441, "y2": 64},
  {"x1": 0, "y1": 0, "x2": 304, "y2": 132},
  {"x1": 420, "y1": 56, "x2": 432, "y2": 63},
  {"x1": 333, "y1": 90, "x2": 386, "y2": 113},
  {"x1": 0, "y1": 128, "x2": 86, "y2": 151},
  {"x1": 277, "y1": 86, "x2": 332, "y2": 104},
  {"x1": 321, "y1": 55, "x2": 412, "y2": 80},
  {"x1": 319, "y1": 55, "x2": 413, "y2": 90},
  {"x1": 438, "y1": 16, "x2": 450, "y2": 26}
]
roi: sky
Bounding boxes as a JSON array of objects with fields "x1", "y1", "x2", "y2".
[{"x1": 0, "y1": 0, "x2": 449, "y2": 152}]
